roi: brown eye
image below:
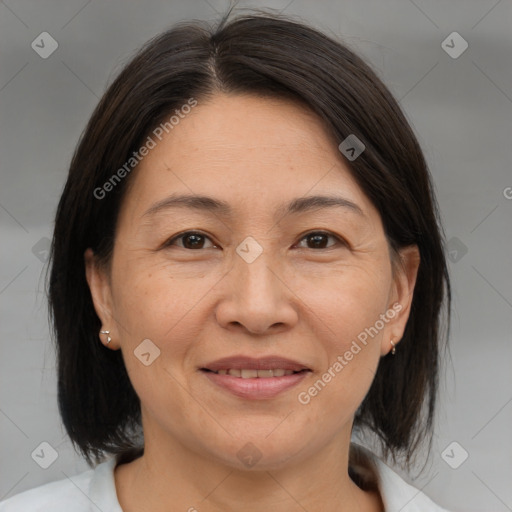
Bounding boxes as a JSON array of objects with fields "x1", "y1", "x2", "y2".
[
  {"x1": 296, "y1": 231, "x2": 344, "y2": 250},
  {"x1": 166, "y1": 231, "x2": 216, "y2": 250}
]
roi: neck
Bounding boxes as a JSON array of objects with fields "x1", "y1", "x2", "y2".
[{"x1": 114, "y1": 434, "x2": 383, "y2": 512}]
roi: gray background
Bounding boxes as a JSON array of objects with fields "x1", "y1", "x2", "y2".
[{"x1": 1, "y1": 0, "x2": 511, "y2": 510}]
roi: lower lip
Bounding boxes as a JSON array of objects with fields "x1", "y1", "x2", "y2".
[{"x1": 201, "y1": 370, "x2": 310, "y2": 400}]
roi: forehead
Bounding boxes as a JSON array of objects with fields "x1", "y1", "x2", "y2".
[
  {"x1": 162, "y1": 94, "x2": 340, "y2": 168},
  {"x1": 120, "y1": 93, "x2": 377, "y2": 222}
]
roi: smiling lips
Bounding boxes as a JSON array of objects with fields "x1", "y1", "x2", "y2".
[
  {"x1": 214, "y1": 368, "x2": 299, "y2": 378},
  {"x1": 201, "y1": 356, "x2": 312, "y2": 399}
]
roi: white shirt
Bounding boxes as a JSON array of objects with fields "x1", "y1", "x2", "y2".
[{"x1": 0, "y1": 449, "x2": 451, "y2": 511}]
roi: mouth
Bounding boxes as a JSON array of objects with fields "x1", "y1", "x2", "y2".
[
  {"x1": 201, "y1": 355, "x2": 311, "y2": 373},
  {"x1": 201, "y1": 368, "x2": 308, "y2": 378},
  {"x1": 199, "y1": 356, "x2": 312, "y2": 399}
]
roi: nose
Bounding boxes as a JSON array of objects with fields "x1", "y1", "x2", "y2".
[{"x1": 215, "y1": 249, "x2": 299, "y2": 336}]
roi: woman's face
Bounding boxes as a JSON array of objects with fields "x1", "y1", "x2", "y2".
[{"x1": 86, "y1": 93, "x2": 419, "y2": 470}]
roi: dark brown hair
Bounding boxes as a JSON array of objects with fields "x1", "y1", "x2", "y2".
[{"x1": 48, "y1": 8, "x2": 451, "y2": 468}]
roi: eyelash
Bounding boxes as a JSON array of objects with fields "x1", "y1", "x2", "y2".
[{"x1": 164, "y1": 230, "x2": 346, "y2": 251}]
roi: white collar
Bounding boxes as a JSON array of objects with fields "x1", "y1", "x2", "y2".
[{"x1": 353, "y1": 445, "x2": 449, "y2": 511}]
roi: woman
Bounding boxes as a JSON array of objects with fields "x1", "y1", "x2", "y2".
[{"x1": 0, "y1": 9, "x2": 452, "y2": 511}]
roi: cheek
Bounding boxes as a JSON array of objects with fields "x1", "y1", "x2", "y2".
[
  {"x1": 109, "y1": 255, "x2": 221, "y2": 385},
  {"x1": 295, "y1": 259, "x2": 392, "y2": 347},
  {"x1": 110, "y1": 253, "x2": 204, "y2": 336},
  {"x1": 109, "y1": 259, "x2": 208, "y2": 419},
  {"x1": 293, "y1": 263, "x2": 391, "y2": 413}
]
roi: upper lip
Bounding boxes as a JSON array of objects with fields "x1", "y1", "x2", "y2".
[{"x1": 201, "y1": 356, "x2": 311, "y2": 372}]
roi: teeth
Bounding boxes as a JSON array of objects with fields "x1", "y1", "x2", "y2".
[
  {"x1": 241, "y1": 369, "x2": 258, "y2": 379},
  {"x1": 214, "y1": 369, "x2": 301, "y2": 378}
]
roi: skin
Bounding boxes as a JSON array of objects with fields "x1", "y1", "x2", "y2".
[{"x1": 85, "y1": 93, "x2": 420, "y2": 512}]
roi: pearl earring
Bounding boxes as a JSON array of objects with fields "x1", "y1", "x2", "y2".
[{"x1": 100, "y1": 330, "x2": 112, "y2": 344}]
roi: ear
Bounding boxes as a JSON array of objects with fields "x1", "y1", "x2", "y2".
[
  {"x1": 380, "y1": 245, "x2": 420, "y2": 356},
  {"x1": 84, "y1": 248, "x2": 119, "y2": 349}
]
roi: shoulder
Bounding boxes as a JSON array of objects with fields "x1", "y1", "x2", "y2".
[
  {"x1": 0, "y1": 457, "x2": 122, "y2": 512},
  {"x1": 0, "y1": 468, "x2": 95, "y2": 511},
  {"x1": 351, "y1": 444, "x2": 452, "y2": 512},
  {"x1": 372, "y1": 456, "x2": 451, "y2": 511}
]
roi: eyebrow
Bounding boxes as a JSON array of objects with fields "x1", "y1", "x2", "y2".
[{"x1": 142, "y1": 193, "x2": 365, "y2": 219}]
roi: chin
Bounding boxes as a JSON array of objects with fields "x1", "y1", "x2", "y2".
[{"x1": 204, "y1": 430, "x2": 313, "y2": 472}]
